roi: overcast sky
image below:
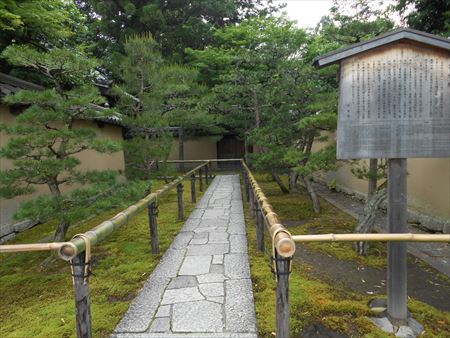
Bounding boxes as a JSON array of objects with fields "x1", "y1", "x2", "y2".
[{"x1": 274, "y1": 0, "x2": 333, "y2": 29}]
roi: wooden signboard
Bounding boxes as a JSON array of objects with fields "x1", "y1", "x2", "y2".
[
  {"x1": 314, "y1": 29, "x2": 450, "y2": 325},
  {"x1": 338, "y1": 42, "x2": 450, "y2": 159}
]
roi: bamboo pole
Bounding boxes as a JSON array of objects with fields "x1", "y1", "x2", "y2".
[
  {"x1": 292, "y1": 233, "x2": 450, "y2": 243},
  {"x1": 241, "y1": 160, "x2": 296, "y2": 258},
  {"x1": 0, "y1": 242, "x2": 66, "y2": 253},
  {"x1": 0, "y1": 162, "x2": 210, "y2": 260},
  {"x1": 163, "y1": 159, "x2": 242, "y2": 163}
]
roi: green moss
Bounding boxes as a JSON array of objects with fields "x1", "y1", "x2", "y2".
[
  {"x1": 0, "y1": 179, "x2": 205, "y2": 337},
  {"x1": 244, "y1": 175, "x2": 450, "y2": 337},
  {"x1": 253, "y1": 173, "x2": 386, "y2": 269}
]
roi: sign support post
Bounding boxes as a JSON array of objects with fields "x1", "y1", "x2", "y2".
[{"x1": 387, "y1": 158, "x2": 408, "y2": 324}]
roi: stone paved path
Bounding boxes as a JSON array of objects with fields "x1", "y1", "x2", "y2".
[{"x1": 112, "y1": 175, "x2": 257, "y2": 338}]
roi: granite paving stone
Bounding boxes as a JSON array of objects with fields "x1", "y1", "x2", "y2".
[
  {"x1": 113, "y1": 175, "x2": 257, "y2": 337},
  {"x1": 172, "y1": 301, "x2": 223, "y2": 333},
  {"x1": 213, "y1": 255, "x2": 224, "y2": 265},
  {"x1": 210, "y1": 264, "x2": 225, "y2": 274},
  {"x1": 161, "y1": 287, "x2": 204, "y2": 305},
  {"x1": 190, "y1": 237, "x2": 208, "y2": 245},
  {"x1": 199, "y1": 219, "x2": 228, "y2": 228},
  {"x1": 225, "y1": 279, "x2": 257, "y2": 333},
  {"x1": 199, "y1": 283, "x2": 225, "y2": 297},
  {"x1": 230, "y1": 235, "x2": 248, "y2": 253},
  {"x1": 154, "y1": 305, "x2": 171, "y2": 318},
  {"x1": 197, "y1": 273, "x2": 228, "y2": 284},
  {"x1": 186, "y1": 243, "x2": 229, "y2": 256},
  {"x1": 167, "y1": 276, "x2": 197, "y2": 289},
  {"x1": 179, "y1": 255, "x2": 211, "y2": 275},
  {"x1": 193, "y1": 232, "x2": 208, "y2": 239},
  {"x1": 224, "y1": 253, "x2": 251, "y2": 279},
  {"x1": 170, "y1": 232, "x2": 193, "y2": 250},
  {"x1": 209, "y1": 231, "x2": 229, "y2": 243},
  {"x1": 149, "y1": 318, "x2": 170, "y2": 333}
]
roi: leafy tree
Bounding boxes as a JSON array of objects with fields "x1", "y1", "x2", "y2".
[
  {"x1": 0, "y1": 45, "x2": 125, "y2": 241},
  {"x1": 188, "y1": 16, "x2": 337, "y2": 211},
  {"x1": 392, "y1": 0, "x2": 450, "y2": 36},
  {"x1": 114, "y1": 34, "x2": 220, "y2": 177},
  {"x1": 0, "y1": 0, "x2": 88, "y2": 76},
  {"x1": 76, "y1": 0, "x2": 281, "y2": 61}
]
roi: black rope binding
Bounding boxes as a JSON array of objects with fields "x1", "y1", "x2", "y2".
[
  {"x1": 70, "y1": 261, "x2": 93, "y2": 279},
  {"x1": 270, "y1": 256, "x2": 293, "y2": 277}
]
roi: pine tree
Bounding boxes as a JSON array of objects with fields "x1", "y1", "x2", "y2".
[
  {"x1": 115, "y1": 34, "x2": 220, "y2": 178},
  {"x1": 0, "y1": 45, "x2": 125, "y2": 241}
]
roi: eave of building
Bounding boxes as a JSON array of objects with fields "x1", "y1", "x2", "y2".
[
  {"x1": 0, "y1": 72, "x2": 125, "y2": 128},
  {"x1": 312, "y1": 28, "x2": 450, "y2": 68}
]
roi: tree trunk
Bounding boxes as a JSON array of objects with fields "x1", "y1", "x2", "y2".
[
  {"x1": 301, "y1": 175, "x2": 320, "y2": 213},
  {"x1": 54, "y1": 221, "x2": 70, "y2": 242},
  {"x1": 289, "y1": 172, "x2": 298, "y2": 192},
  {"x1": 354, "y1": 188, "x2": 387, "y2": 255},
  {"x1": 271, "y1": 172, "x2": 289, "y2": 194},
  {"x1": 368, "y1": 159, "x2": 378, "y2": 197}
]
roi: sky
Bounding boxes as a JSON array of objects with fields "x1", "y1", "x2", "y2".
[
  {"x1": 274, "y1": 0, "x2": 403, "y2": 29},
  {"x1": 274, "y1": 0, "x2": 333, "y2": 29}
]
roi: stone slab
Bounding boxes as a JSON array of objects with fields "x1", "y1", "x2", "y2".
[
  {"x1": 170, "y1": 232, "x2": 194, "y2": 250},
  {"x1": 212, "y1": 255, "x2": 224, "y2": 265},
  {"x1": 224, "y1": 254, "x2": 251, "y2": 279},
  {"x1": 230, "y1": 235, "x2": 247, "y2": 253},
  {"x1": 154, "y1": 305, "x2": 171, "y2": 318},
  {"x1": 197, "y1": 273, "x2": 228, "y2": 284},
  {"x1": 152, "y1": 249, "x2": 186, "y2": 278},
  {"x1": 225, "y1": 279, "x2": 257, "y2": 333},
  {"x1": 161, "y1": 287, "x2": 204, "y2": 305},
  {"x1": 179, "y1": 256, "x2": 212, "y2": 275},
  {"x1": 187, "y1": 243, "x2": 229, "y2": 256},
  {"x1": 112, "y1": 333, "x2": 257, "y2": 338},
  {"x1": 114, "y1": 277, "x2": 170, "y2": 333},
  {"x1": 190, "y1": 237, "x2": 208, "y2": 245},
  {"x1": 149, "y1": 318, "x2": 170, "y2": 333},
  {"x1": 167, "y1": 276, "x2": 198, "y2": 289},
  {"x1": 209, "y1": 231, "x2": 229, "y2": 243},
  {"x1": 172, "y1": 300, "x2": 223, "y2": 333},
  {"x1": 199, "y1": 283, "x2": 224, "y2": 297}
]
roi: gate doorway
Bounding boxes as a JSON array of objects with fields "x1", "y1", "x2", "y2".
[{"x1": 217, "y1": 136, "x2": 245, "y2": 168}]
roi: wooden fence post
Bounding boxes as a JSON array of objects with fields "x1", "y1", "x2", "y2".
[
  {"x1": 249, "y1": 187, "x2": 255, "y2": 218},
  {"x1": 190, "y1": 174, "x2": 196, "y2": 203},
  {"x1": 71, "y1": 252, "x2": 93, "y2": 338},
  {"x1": 148, "y1": 202, "x2": 159, "y2": 254},
  {"x1": 205, "y1": 165, "x2": 210, "y2": 185},
  {"x1": 199, "y1": 168, "x2": 203, "y2": 192},
  {"x1": 275, "y1": 251, "x2": 291, "y2": 338},
  {"x1": 387, "y1": 158, "x2": 408, "y2": 324},
  {"x1": 177, "y1": 183, "x2": 184, "y2": 220},
  {"x1": 256, "y1": 201, "x2": 265, "y2": 252},
  {"x1": 209, "y1": 161, "x2": 214, "y2": 179}
]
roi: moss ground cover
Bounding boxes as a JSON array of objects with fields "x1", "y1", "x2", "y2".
[
  {"x1": 244, "y1": 174, "x2": 450, "y2": 337},
  {"x1": 0, "y1": 178, "x2": 204, "y2": 338}
]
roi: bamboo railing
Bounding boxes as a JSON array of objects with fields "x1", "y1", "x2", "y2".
[
  {"x1": 0, "y1": 161, "x2": 211, "y2": 260},
  {"x1": 0, "y1": 161, "x2": 213, "y2": 338},
  {"x1": 240, "y1": 162, "x2": 450, "y2": 338},
  {"x1": 241, "y1": 161, "x2": 295, "y2": 257},
  {"x1": 2, "y1": 159, "x2": 449, "y2": 338},
  {"x1": 292, "y1": 233, "x2": 450, "y2": 243}
]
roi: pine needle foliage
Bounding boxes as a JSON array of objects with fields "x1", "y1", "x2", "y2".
[{"x1": 0, "y1": 45, "x2": 136, "y2": 241}]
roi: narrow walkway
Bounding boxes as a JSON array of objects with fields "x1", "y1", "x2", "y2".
[
  {"x1": 313, "y1": 182, "x2": 450, "y2": 277},
  {"x1": 112, "y1": 175, "x2": 257, "y2": 338}
]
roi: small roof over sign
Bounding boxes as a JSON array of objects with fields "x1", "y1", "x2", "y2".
[{"x1": 312, "y1": 28, "x2": 450, "y2": 68}]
